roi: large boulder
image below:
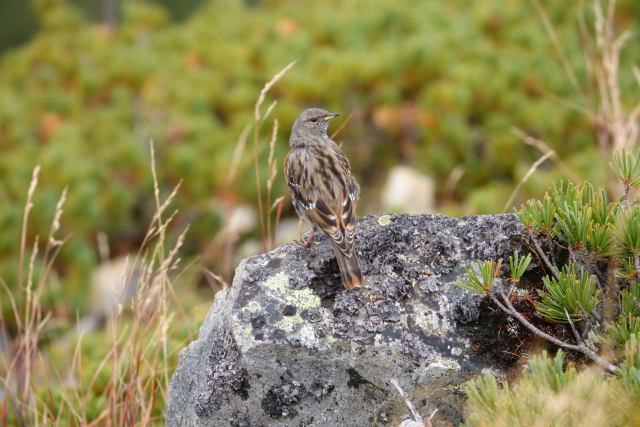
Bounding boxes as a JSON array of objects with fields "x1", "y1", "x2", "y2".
[{"x1": 166, "y1": 214, "x2": 526, "y2": 426}]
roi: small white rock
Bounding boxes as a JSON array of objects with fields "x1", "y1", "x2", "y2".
[{"x1": 381, "y1": 166, "x2": 434, "y2": 214}]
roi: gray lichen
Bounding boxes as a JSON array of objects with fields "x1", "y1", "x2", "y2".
[
  {"x1": 194, "y1": 329, "x2": 247, "y2": 418},
  {"x1": 167, "y1": 214, "x2": 528, "y2": 426}
]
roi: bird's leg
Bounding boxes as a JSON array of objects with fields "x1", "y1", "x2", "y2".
[
  {"x1": 297, "y1": 229, "x2": 315, "y2": 247},
  {"x1": 296, "y1": 229, "x2": 316, "y2": 255}
]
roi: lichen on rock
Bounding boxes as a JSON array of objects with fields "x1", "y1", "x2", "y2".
[
  {"x1": 378, "y1": 214, "x2": 392, "y2": 226},
  {"x1": 167, "y1": 214, "x2": 528, "y2": 426},
  {"x1": 193, "y1": 329, "x2": 248, "y2": 418},
  {"x1": 263, "y1": 271, "x2": 321, "y2": 310}
]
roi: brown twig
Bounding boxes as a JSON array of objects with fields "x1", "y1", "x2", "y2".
[
  {"x1": 266, "y1": 119, "x2": 279, "y2": 251},
  {"x1": 567, "y1": 244, "x2": 578, "y2": 267},
  {"x1": 620, "y1": 181, "x2": 631, "y2": 208},
  {"x1": 603, "y1": 254, "x2": 620, "y2": 328},
  {"x1": 527, "y1": 228, "x2": 561, "y2": 281},
  {"x1": 489, "y1": 291, "x2": 617, "y2": 374},
  {"x1": 511, "y1": 127, "x2": 580, "y2": 182},
  {"x1": 528, "y1": 0, "x2": 582, "y2": 94},
  {"x1": 390, "y1": 379, "x2": 422, "y2": 424},
  {"x1": 564, "y1": 308, "x2": 617, "y2": 373},
  {"x1": 330, "y1": 112, "x2": 354, "y2": 140},
  {"x1": 203, "y1": 268, "x2": 229, "y2": 290},
  {"x1": 271, "y1": 195, "x2": 285, "y2": 249}
]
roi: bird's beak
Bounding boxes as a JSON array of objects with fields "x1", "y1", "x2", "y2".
[{"x1": 324, "y1": 113, "x2": 340, "y2": 121}]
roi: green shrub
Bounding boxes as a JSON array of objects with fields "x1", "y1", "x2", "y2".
[
  {"x1": 457, "y1": 148, "x2": 640, "y2": 422},
  {"x1": 464, "y1": 350, "x2": 639, "y2": 427},
  {"x1": 2, "y1": 0, "x2": 640, "y2": 317}
]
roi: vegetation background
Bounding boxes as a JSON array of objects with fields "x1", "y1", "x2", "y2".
[{"x1": 0, "y1": 0, "x2": 639, "y2": 424}]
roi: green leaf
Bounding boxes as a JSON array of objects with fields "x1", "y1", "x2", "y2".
[
  {"x1": 615, "y1": 256, "x2": 638, "y2": 280},
  {"x1": 535, "y1": 263, "x2": 601, "y2": 323},
  {"x1": 509, "y1": 250, "x2": 532, "y2": 281},
  {"x1": 608, "y1": 316, "x2": 640, "y2": 347},
  {"x1": 610, "y1": 149, "x2": 640, "y2": 187},
  {"x1": 590, "y1": 189, "x2": 617, "y2": 225},
  {"x1": 525, "y1": 350, "x2": 576, "y2": 392},
  {"x1": 617, "y1": 334, "x2": 640, "y2": 403},
  {"x1": 614, "y1": 206, "x2": 640, "y2": 252},
  {"x1": 552, "y1": 202, "x2": 590, "y2": 248},
  {"x1": 455, "y1": 260, "x2": 499, "y2": 295},
  {"x1": 516, "y1": 196, "x2": 555, "y2": 232},
  {"x1": 621, "y1": 282, "x2": 640, "y2": 318},
  {"x1": 463, "y1": 372, "x2": 502, "y2": 420},
  {"x1": 587, "y1": 222, "x2": 614, "y2": 256}
]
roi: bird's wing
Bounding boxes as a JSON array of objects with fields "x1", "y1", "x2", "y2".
[
  {"x1": 333, "y1": 149, "x2": 359, "y2": 202},
  {"x1": 309, "y1": 192, "x2": 357, "y2": 261},
  {"x1": 284, "y1": 150, "x2": 315, "y2": 214},
  {"x1": 285, "y1": 146, "x2": 357, "y2": 258}
]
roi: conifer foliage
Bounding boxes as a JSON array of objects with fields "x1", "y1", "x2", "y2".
[{"x1": 457, "y1": 151, "x2": 640, "y2": 423}]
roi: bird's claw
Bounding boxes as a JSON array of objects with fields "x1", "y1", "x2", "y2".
[{"x1": 296, "y1": 230, "x2": 316, "y2": 255}]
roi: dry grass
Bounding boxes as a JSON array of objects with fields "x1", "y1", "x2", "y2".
[
  {"x1": 530, "y1": 0, "x2": 640, "y2": 157},
  {"x1": 0, "y1": 62, "x2": 297, "y2": 417},
  {"x1": 253, "y1": 61, "x2": 296, "y2": 252},
  {"x1": 203, "y1": 63, "x2": 295, "y2": 284},
  {"x1": 503, "y1": 147, "x2": 555, "y2": 211},
  {"x1": 0, "y1": 64, "x2": 301, "y2": 424},
  {"x1": 0, "y1": 142, "x2": 196, "y2": 425},
  {"x1": 509, "y1": 0, "x2": 640, "y2": 209}
]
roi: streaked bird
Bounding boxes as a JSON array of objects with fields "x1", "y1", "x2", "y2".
[{"x1": 284, "y1": 108, "x2": 364, "y2": 289}]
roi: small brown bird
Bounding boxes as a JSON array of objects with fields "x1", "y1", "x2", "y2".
[{"x1": 284, "y1": 108, "x2": 364, "y2": 289}]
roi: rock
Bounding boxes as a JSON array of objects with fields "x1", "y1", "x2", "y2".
[
  {"x1": 274, "y1": 217, "x2": 311, "y2": 247},
  {"x1": 166, "y1": 214, "x2": 526, "y2": 426},
  {"x1": 225, "y1": 204, "x2": 258, "y2": 237},
  {"x1": 381, "y1": 166, "x2": 435, "y2": 214},
  {"x1": 89, "y1": 256, "x2": 141, "y2": 318},
  {"x1": 66, "y1": 257, "x2": 141, "y2": 352}
]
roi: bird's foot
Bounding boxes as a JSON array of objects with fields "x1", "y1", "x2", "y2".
[{"x1": 296, "y1": 230, "x2": 316, "y2": 255}]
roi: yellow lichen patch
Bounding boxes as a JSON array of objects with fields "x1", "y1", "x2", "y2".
[
  {"x1": 263, "y1": 272, "x2": 321, "y2": 309},
  {"x1": 264, "y1": 271, "x2": 290, "y2": 292},
  {"x1": 378, "y1": 215, "x2": 392, "y2": 226},
  {"x1": 243, "y1": 301, "x2": 262, "y2": 313},
  {"x1": 435, "y1": 357, "x2": 461, "y2": 371},
  {"x1": 275, "y1": 314, "x2": 304, "y2": 332}
]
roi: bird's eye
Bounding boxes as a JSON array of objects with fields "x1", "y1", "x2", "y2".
[{"x1": 309, "y1": 117, "x2": 318, "y2": 123}]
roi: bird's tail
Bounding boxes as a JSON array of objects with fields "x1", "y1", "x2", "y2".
[{"x1": 332, "y1": 244, "x2": 364, "y2": 289}]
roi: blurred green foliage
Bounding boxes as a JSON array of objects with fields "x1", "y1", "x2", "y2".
[
  {"x1": 0, "y1": 1, "x2": 38, "y2": 53},
  {"x1": 464, "y1": 348, "x2": 640, "y2": 426},
  {"x1": 1, "y1": 0, "x2": 640, "y2": 317}
]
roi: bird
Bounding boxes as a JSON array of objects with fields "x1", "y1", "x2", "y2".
[{"x1": 284, "y1": 108, "x2": 364, "y2": 289}]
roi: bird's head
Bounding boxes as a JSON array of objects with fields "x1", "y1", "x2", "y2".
[{"x1": 290, "y1": 108, "x2": 340, "y2": 143}]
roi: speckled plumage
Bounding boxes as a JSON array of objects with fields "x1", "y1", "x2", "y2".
[{"x1": 284, "y1": 108, "x2": 364, "y2": 289}]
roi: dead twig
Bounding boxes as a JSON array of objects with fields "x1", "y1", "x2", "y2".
[
  {"x1": 390, "y1": 379, "x2": 438, "y2": 426},
  {"x1": 504, "y1": 150, "x2": 554, "y2": 211},
  {"x1": 253, "y1": 61, "x2": 296, "y2": 250},
  {"x1": 527, "y1": 228, "x2": 561, "y2": 281},
  {"x1": 203, "y1": 268, "x2": 230, "y2": 290},
  {"x1": 488, "y1": 291, "x2": 617, "y2": 374},
  {"x1": 511, "y1": 127, "x2": 580, "y2": 182}
]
